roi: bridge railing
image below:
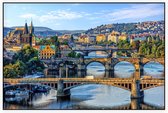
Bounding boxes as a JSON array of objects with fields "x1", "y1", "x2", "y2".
[{"x1": 4, "y1": 78, "x2": 164, "y2": 86}]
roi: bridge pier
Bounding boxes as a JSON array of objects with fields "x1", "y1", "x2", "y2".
[
  {"x1": 77, "y1": 63, "x2": 86, "y2": 78},
  {"x1": 131, "y1": 79, "x2": 144, "y2": 99},
  {"x1": 59, "y1": 66, "x2": 65, "y2": 78},
  {"x1": 57, "y1": 80, "x2": 70, "y2": 100},
  {"x1": 84, "y1": 51, "x2": 89, "y2": 56},
  {"x1": 105, "y1": 63, "x2": 114, "y2": 78},
  {"x1": 139, "y1": 57, "x2": 144, "y2": 77},
  {"x1": 130, "y1": 98, "x2": 142, "y2": 110},
  {"x1": 139, "y1": 65, "x2": 144, "y2": 77}
]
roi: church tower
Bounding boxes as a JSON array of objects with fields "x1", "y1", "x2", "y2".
[
  {"x1": 29, "y1": 20, "x2": 34, "y2": 34},
  {"x1": 23, "y1": 21, "x2": 28, "y2": 34}
]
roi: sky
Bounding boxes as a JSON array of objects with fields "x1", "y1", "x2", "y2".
[{"x1": 4, "y1": 3, "x2": 164, "y2": 30}]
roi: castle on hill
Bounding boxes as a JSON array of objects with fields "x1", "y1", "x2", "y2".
[{"x1": 4, "y1": 21, "x2": 35, "y2": 46}]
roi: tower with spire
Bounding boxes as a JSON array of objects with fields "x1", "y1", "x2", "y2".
[
  {"x1": 23, "y1": 20, "x2": 28, "y2": 34},
  {"x1": 29, "y1": 20, "x2": 34, "y2": 34}
]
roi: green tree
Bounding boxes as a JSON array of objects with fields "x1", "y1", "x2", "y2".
[
  {"x1": 13, "y1": 60, "x2": 27, "y2": 77},
  {"x1": 13, "y1": 45, "x2": 38, "y2": 63},
  {"x1": 3, "y1": 57, "x2": 11, "y2": 66},
  {"x1": 4, "y1": 64, "x2": 17, "y2": 78},
  {"x1": 26, "y1": 57, "x2": 45, "y2": 73}
]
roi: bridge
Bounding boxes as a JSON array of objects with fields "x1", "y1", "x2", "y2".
[
  {"x1": 42, "y1": 57, "x2": 164, "y2": 78},
  {"x1": 4, "y1": 78, "x2": 164, "y2": 100},
  {"x1": 62, "y1": 48, "x2": 136, "y2": 57}
]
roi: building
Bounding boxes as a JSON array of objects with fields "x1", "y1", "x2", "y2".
[
  {"x1": 78, "y1": 35, "x2": 89, "y2": 43},
  {"x1": 108, "y1": 31, "x2": 120, "y2": 43},
  {"x1": 118, "y1": 32, "x2": 127, "y2": 41},
  {"x1": 96, "y1": 34, "x2": 106, "y2": 42},
  {"x1": 89, "y1": 36, "x2": 96, "y2": 43},
  {"x1": 129, "y1": 35, "x2": 147, "y2": 44},
  {"x1": 5, "y1": 46, "x2": 22, "y2": 52},
  {"x1": 61, "y1": 34, "x2": 71, "y2": 40},
  {"x1": 4, "y1": 21, "x2": 35, "y2": 46},
  {"x1": 39, "y1": 45, "x2": 55, "y2": 59}
]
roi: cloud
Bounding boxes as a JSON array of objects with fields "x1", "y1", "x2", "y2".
[
  {"x1": 20, "y1": 10, "x2": 86, "y2": 22},
  {"x1": 19, "y1": 13, "x2": 38, "y2": 19},
  {"x1": 18, "y1": 4, "x2": 164, "y2": 25},
  {"x1": 106, "y1": 4, "x2": 164, "y2": 22}
]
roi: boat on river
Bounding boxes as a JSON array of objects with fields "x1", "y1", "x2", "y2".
[{"x1": 32, "y1": 85, "x2": 51, "y2": 93}]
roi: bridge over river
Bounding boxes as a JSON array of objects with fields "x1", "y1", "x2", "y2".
[
  {"x1": 4, "y1": 78, "x2": 164, "y2": 100},
  {"x1": 42, "y1": 57, "x2": 164, "y2": 78}
]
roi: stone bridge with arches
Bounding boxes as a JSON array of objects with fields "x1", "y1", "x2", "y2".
[
  {"x1": 43, "y1": 57, "x2": 164, "y2": 78},
  {"x1": 70, "y1": 48, "x2": 136, "y2": 57},
  {"x1": 77, "y1": 57, "x2": 164, "y2": 78}
]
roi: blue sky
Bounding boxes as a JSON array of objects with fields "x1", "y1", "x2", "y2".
[{"x1": 4, "y1": 3, "x2": 164, "y2": 30}]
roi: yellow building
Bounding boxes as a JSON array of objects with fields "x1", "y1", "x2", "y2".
[
  {"x1": 5, "y1": 46, "x2": 22, "y2": 52},
  {"x1": 119, "y1": 32, "x2": 127, "y2": 41},
  {"x1": 39, "y1": 45, "x2": 55, "y2": 59},
  {"x1": 108, "y1": 31, "x2": 120, "y2": 43},
  {"x1": 96, "y1": 34, "x2": 106, "y2": 42},
  {"x1": 62, "y1": 34, "x2": 71, "y2": 40},
  {"x1": 78, "y1": 35, "x2": 89, "y2": 43}
]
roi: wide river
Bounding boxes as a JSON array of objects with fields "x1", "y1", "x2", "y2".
[{"x1": 4, "y1": 51, "x2": 164, "y2": 110}]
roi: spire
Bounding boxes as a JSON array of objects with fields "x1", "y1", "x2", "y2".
[
  {"x1": 29, "y1": 20, "x2": 34, "y2": 34},
  {"x1": 24, "y1": 20, "x2": 28, "y2": 34}
]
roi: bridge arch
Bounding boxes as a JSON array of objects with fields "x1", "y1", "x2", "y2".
[
  {"x1": 143, "y1": 61, "x2": 164, "y2": 78},
  {"x1": 86, "y1": 61, "x2": 105, "y2": 67},
  {"x1": 87, "y1": 51, "x2": 109, "y2": 57},
  {"x1": 86, "y1": 61, "x2": 105, "y2": 77},
  {"x1": 142, "y1": 58, "x2": 164, "y2": 66},
  {"x1": 143, "y1": 61, "x2": 164, "y2": 67},
  {"x1": 65, "y1": 82, "x2": 131, "y2": 92},
  {"x1": 113, "y1": 61, "x2": 136, "y2": 78}
]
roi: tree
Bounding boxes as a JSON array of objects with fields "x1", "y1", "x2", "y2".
[
  {"x1": 26, "y1": 57, "x2": 45, "y2": 73},
  {"x1": 4, "y1": 60, "x2": 27, "y2": 78},
  {"x1": 51, "y1": 36, "x2": 58, "y2": 45},
  {"x1": 13, "y1": 60, "x2": 27, "y2": 77},
  {"x1": 12, "y1": 45, "x2": 38, "y2": 63},
  {"x1": 3, "y1": 57, "x2": 11, "y2": 66},
  {"x1": 4, "y1": 64, "x2": 17, "y2": 78},
  {"x1": 68, "y1": 51, "x2": 80, "y2": 58},
  {"x1": 131, "y1": 40, "x2": 140, "y2": 51}
]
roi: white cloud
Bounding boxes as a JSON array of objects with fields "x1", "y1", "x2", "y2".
[
  {"x1": 39, "y1": 10, "x2": 84, "y2": 22},
  {"x1": 18, "y1": 4, "x2": 163, "y2": 25},
  {"x1": 19, "y1": 13, "x2": 38, "y2": 19},
  {"x1": 20, "y1": 10, "x2": 85, "y2": 23},
  {"x1": 106, "y1": 4, "x2": 164, "y2": 22}
]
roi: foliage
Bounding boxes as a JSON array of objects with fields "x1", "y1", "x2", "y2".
[
  {"x1": 117, "y1": 36, "x2": 164, "y2": 58},
  {"x1": 26, "y1": 57, "x2": 45, "y2": 73},
  {"x1": 3, "y1": 57, "x2": 11, "y2": 66},
  {"x1": 4, "y1": 64, "x2": 17, "y2": 78},
  {"x1": 68, "y1": 51, "x2": 81, "y2": 58},
  {"x1": 4, "y1": 60, "x2": 27, "y2": 78},
  {"x1": 37, "y1": 36, "x2": 59, "y2": 45},
  {"x1": 4, "y1": 45, "x2": 45, "y2": 78},
  {"x1": 12, "y1": 45, "x2": 38, "y2": 63}
]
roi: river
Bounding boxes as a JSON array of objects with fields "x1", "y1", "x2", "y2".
[{"x1": 3, "y1": 51, "x2": 164, "y2": 110}]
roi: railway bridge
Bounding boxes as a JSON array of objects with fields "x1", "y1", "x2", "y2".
[{"x1": 4, "y1": 78, "x2": 164, "y2": 100}]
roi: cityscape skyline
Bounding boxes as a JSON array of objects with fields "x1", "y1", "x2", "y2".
[{"x1": 4, "y1": 3, "x2": 164, "y2": 30}]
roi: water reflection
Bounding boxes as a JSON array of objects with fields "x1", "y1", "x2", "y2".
[
  {"x1": 4, "y1": 85, "x2": 164, "y2": 110},
  {"x1": 114, "y1": 61, "x2": 135, "y2": 78},
  {"x1": 144, "y1": 62, "x2": 164, "y2": 78},
  {"x1": 4, "y1": 52, "x2": 164, "y2": 110},
  {"x1": 86, "y1": 62, "x2": 105, "y2": 78}
]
